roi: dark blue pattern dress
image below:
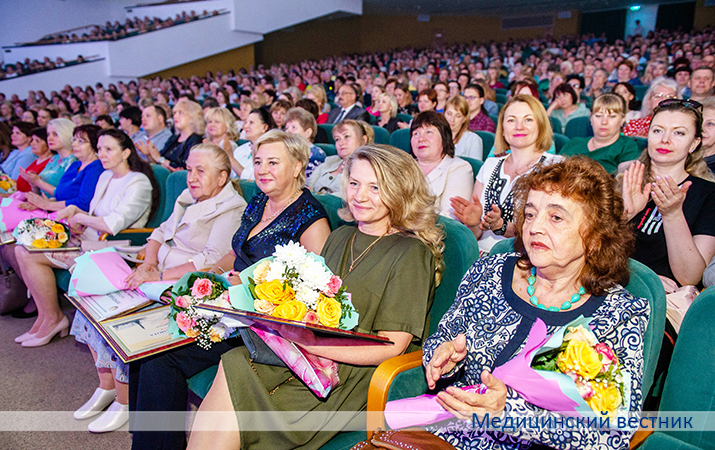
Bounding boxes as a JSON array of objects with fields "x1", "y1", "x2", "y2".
[
  {"x1": 423, "y1": 253, "x2": 650, "y2": 450},
  {"x1": 232, "y1": 188, "x2": 328, "y2": 271}
]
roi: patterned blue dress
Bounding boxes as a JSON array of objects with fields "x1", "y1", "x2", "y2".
[{"x1": 423, "y1": 253, "x2": 650, "y2": 450}]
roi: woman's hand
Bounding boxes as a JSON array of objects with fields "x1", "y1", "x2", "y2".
[
  {"x1": 651, "y1": 175, "x2": 691, "y2": 219},
  {"x1": 225, "y1": 270, "x2": 242, "y2": 286},
  {"x1": 435, "y1": 370, "x2": 508, "y2": 421},
  {"x1": 426, "y1": 334, "x2": 468, "y2": 390},
  {"x1": 621, "y1": 160, "x2": 651, "y2": 220},
  {"x1": 125, "y1": 263, "x2": 160, "y2": 289},
  {"x1": 24, "y1": 192, "x2": 51, "y2": 210},
  {"x1": 136, "y1": 140, "x2": 161, "y2": 162},
  {"x1": 55, "y1": 205, "x2": 80, "y2": 222},
  {"x1": 18, "y1": 167, "x2": 42, "y2": 186},
  {"x1": 18, "y1": 202, "x2": 38, "y2": 211},
  {"x1": 480, "y1": 204, "x2": 504, "y2": 231},
  {"x1": 68, "y1": 214, "x2": 87, "y2": 235},
  {"x1": 450, "y1": 194, "x2": 484, "y2": 228}
]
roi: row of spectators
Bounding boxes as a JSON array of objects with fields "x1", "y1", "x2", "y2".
[
  {"x1": 0, "y1": 55, "x2": 94, "y2": 81},
  {"x1": 31, "y1": 9, "x2": 222, "y2": 45}
]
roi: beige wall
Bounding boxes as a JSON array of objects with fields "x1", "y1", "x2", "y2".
[
  {"x1": 256, "y1": 11, "x2": 581, "y2": 66},
  {"x1": 145, "y1": 44, "x2": 255, "y2": 79},
  {"x1": 694, "y1": 0, "x2": 715, "y2": 30}
]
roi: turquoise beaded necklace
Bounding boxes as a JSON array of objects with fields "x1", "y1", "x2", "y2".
[{"x1": 527, "y1": 267, "x2": 586, "y2": 312}]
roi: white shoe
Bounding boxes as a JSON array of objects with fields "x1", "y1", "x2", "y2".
[
  {"x1": 14, "y1": 331, "x2": 36, "y2": 343},
  {"x1": 88, "y1": 401, "x2": 129, "y2": 433},
  {"x1": 74, "y1": 388, "x2": 116, "y2": 420}
]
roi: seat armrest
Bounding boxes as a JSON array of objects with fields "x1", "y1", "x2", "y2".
[
  {"x1": 117, "y1": 228, "x2": 155, "y2": 234},
  {"x1": 366, "y1": 350, "x2": 423, "y2": 438},
  {"x1": 630, "y1": 428, "x2": 653, "y2": 449}
]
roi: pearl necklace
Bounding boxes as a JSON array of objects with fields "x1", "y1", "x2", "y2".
[{"x1": 527, "y1": 267, "x2": 586, "y2": 312}]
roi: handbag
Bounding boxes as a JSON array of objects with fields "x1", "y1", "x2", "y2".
[
  {"x1": 349, "y1": 429, "x2": 457, "y2": 450},
  {"x1": 0, "y1": 255, "x2": 28, "y2": 315}
]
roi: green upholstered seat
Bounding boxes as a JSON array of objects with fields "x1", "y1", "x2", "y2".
[
  {"x1": 238, "y1": 179, "x2": 259, "y2": 203},
  {"x1": 475, "y1": 131, "x2": 494, "y2": 158},
  {"x1": 388, "y1": 128, "x2": 411, "y2": 153},
  {"x1": 564, "y1": 116, "x2": 591, "y2": 139},
  {"x1": 553, "y1": 133, "x2": 571, "y2": 154},
  {"x1": 148, "y1": 164, "x2": 171, "y2": 227},
  {"x1": 639, "y1": 287, "x2": 715, "y2": 450},
  {"x1": 488, "y1": 237, "x2": 666, "y2": 398},
  {"x1": 461, "y1": 156, "x2": 483, "y2": 181},
  {"x1": 634, "y1": 137, "x2": 648, "y2": 152},
  {"x1": 371, "y1": 126, "x2": 390, "y2": 145},
  {"x1": 396, "y1": 113, "x2": 413, "y2": 124},
  {"x1": 549, "y1": 116, "x2": 563, "y2": 134},
  {"x1": 236, "y1": 139, "x2": 249, "y2": 146},
  {"x1": 316, "y1": 143, "x2": 337, "y2": 157},
  {"x1": 318, "y1": 124, "x2": 336, "y2": 144}
]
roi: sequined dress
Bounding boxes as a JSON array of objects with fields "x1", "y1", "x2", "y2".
[{"x1": 232, "y1": 188, "x2": 328, "y2": 270}]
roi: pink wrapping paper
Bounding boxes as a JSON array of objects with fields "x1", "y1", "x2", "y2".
[
  {"x1": 0, "y1": 192, "x2": 58, "y2": 232},
  {"x1": 384, "y1": 385, "x2": 487, "y2": 429},
  {"x1": 249, "y1": 323, "x2": 340, "y2": 398}
]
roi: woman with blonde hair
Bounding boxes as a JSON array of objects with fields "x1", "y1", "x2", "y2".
[
  {"x1": 189, "y1": 144, "x2": 443, "y2": 449},
  {"x1": 451, "y1": 95, "x2": 562, "y2": 254},
  {"x1": 308, "y1": 119, "x2": 374, "y2": 194},
  {"x1": 374, "y1": 92, "x2": 401, "y2": 134},
  {"x1": 305, "y1": 84, "x2": 329, "y2": 124},
  {"x1": 622, "y1": 99, "x2": 715, "y2": 287},
  {"x1": 137, "y1": 100, "x2": 204, "y2": 170},
  {"x1": 444, "y1": 95, "x2": 483, "y2": 160},
  {"x1": 561, "y1": 93, "x2": 641, "y2": 173},
  {"x1": 204, "y1": 107, "x2": 239, "y2": 154}
]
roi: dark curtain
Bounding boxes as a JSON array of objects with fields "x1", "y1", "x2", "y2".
[
  {"x1": 656, "y1": 2, "x2": 696, "y2": 31},
  {"x1": 580, "y1": 9, "x2": 627, "y2": 44}
]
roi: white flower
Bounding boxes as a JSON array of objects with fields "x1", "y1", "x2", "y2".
[
  {"x1": 295, "y1": 284, "x2": 320, "y2": 308},
  {"x1": 297, "y1": 258, "x2": 332, "y2": 291},
  {"x1": 265, "y1": 260, "x2": 287, "y2": 282},
  {"x1": 273, "y1": 241, "x2": 307, "y2": 268},
  {"x1": 216, "y1": 290, "x2": 231, "y2": 308},
  {"x1": 210, "y1": 322, "x2": 234, "y2": 340}
]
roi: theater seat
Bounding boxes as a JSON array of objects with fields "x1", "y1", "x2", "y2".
[
  {"x1": 389, "y1": 128, "x2": 411, "y2": 153},
  {"x1": 564, "y1": 116, "x2": 591, "y2": 139},
  {"x1": 318, "y1": 124, "x2": 336, "y2": 144},
  {"x1": 475, "y1": 131, "x2": 495, "y2": 157},
  {"x1": 371, "y1": 126, "x2": 390, "y2": 144},
  {"x1": 637, "y1": 287, "x2": 715, "y2": 450},
  {"x1": 316, "y1": 143, "x2": 337, "y2": 157}
]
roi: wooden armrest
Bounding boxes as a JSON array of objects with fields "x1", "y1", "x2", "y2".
[
  {"x1": 630, "y1": 428, "x2": 653, "y2": 449},
  {"x1": 118, "y1": 228, "x2": 155, "y2": 234},
  {"x1": 366, "y1": 350, "x2": 423, "y2": 438}
]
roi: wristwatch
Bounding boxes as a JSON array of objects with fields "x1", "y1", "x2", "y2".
[
  {"x1": 158, "y1": 157, "x2": 166, "y2": 164},
  {"x1": 493, "y1": 220, "x2": 508, "y2": 236}
]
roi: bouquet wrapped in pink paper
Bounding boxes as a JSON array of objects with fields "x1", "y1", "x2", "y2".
[{"x1": 385, "y1": 316, "x2": 629, "y2": 429}]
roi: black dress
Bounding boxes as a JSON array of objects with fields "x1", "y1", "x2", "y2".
[
  {"x1": 129, "y1": 188, "x2": 328, "y2": 450},
  {"x1": 160, "y1": 133, "x2": 202, "y2": 169}
]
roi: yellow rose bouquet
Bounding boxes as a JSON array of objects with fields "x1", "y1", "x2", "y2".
[
  {"x1": 13, "y1": 218, "x2": 70, "y2": 249},
  {"x1": 246, "y1": 241, "x2": 357, "y2": 329},
  {"x1": 0, "y1": 174, "x2": 17, "y2": 194}
]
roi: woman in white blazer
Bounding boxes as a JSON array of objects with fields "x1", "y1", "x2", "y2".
[
  {"x1": 14, "y1": 128, "x2": 161, "y2": 349},
  {"x1": 410, "y1": 111, "x2": 474, "y2": 220},
  {"x1": 65, "y1": 144, "x2": 248, "y2": 434}
]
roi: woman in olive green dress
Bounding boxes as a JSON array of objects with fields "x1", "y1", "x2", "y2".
[{"x1": 188, "y1": 144, "x2": 445, "y2": 449}]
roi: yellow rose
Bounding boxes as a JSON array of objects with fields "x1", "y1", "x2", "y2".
[
  {"x1": 51, "y1": 223, "x2": 65, "y2": 233},
  {"x1": 272, "y1": 300, "x2": 307, "y2": 321},
  {"x1": 254, "y1": 299, "x2": 276, "y2": 315},
  {"x1": 32, "y1": 239, "x2": 48, "y2": 249},
  {"x1": 47, "y1": 240, "x2": 61, "y2": 249},
  {"x1": 586, "y1": 382, "x2": 622, "y2": 415},
  {"x1": 316, "y1": 297, "x2": 342, "y2": 328},
  {"x1": 557, "y1": 340, "x2": 602, "y2": 380},
  {"x1": 57, "y1": 232, "x2": 69, "y2": 243},
  {"x1": 0, "y1": 181, "x2": 9, "y2": 190},
  {"x1": 252, "y1": 260, "x2": 271, "y2": 284},
  {"x1": 209, "y1": 329, "x2": 223, "y2": 343},
  {"x1": 185, "y1": 328, "x2": 199, "y2": 338},
  {"x1": 254, "y1": 279, "x2": 295, "y2": 305},
  {"x1": 43, "y1": 219, "x2": 55, "y2": 227}
]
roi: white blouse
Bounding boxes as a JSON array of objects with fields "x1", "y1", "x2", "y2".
[
  {"x1": 87, "y1": 170, "x2": 153, "y2": 238},
  {"x1": 454, "y1": 131, "x2": 484, "y2": 161}
]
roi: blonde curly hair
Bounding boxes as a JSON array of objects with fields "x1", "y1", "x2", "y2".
[{"x1": 339, "y1": 144, "x2": 445, "y2": 284}]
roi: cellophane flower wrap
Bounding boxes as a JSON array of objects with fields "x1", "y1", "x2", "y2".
[
  {"x1": 0, "y1": 175, "x2": 17, "y2": 194},
  {"x1": 167, "y1": 272, "x2": 236, "y2": 350},
  {"x1": 385, "y1": 317, "x2": 629, "y2": 429},
  {"x1": 247, "y1": 241, "x2": 357, "y2": 329},
  {"x1": 530, "y1": 321, "x2": 627, "y2": 417},
  {"x1": 229, "y1": 241, "x2": 359, "y2": 398},
  {"x1": 13, "y1": 218, "x2": 70, "y2": 249}
]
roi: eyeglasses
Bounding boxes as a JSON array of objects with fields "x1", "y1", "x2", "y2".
[
  {"x1": 71, "y1": 137, "x2": 88, "y2": 145},
  {"x1": 464, "y1": 96, "x2": 480, "y2": 101},
  {"x1": 652, "y1": 92, "x2": 677, "y2": 101},
  {"x1": 657, "y1": 98, "x2": 703, "y2": 111}
]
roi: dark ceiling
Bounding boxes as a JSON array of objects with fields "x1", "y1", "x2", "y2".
[{"x1": 362, "y1": 0, "x2": 687, "y2": 16}]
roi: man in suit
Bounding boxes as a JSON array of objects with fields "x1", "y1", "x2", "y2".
[{"x1": 326, "y1": 83, "x2": 370, "y2": 124}]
